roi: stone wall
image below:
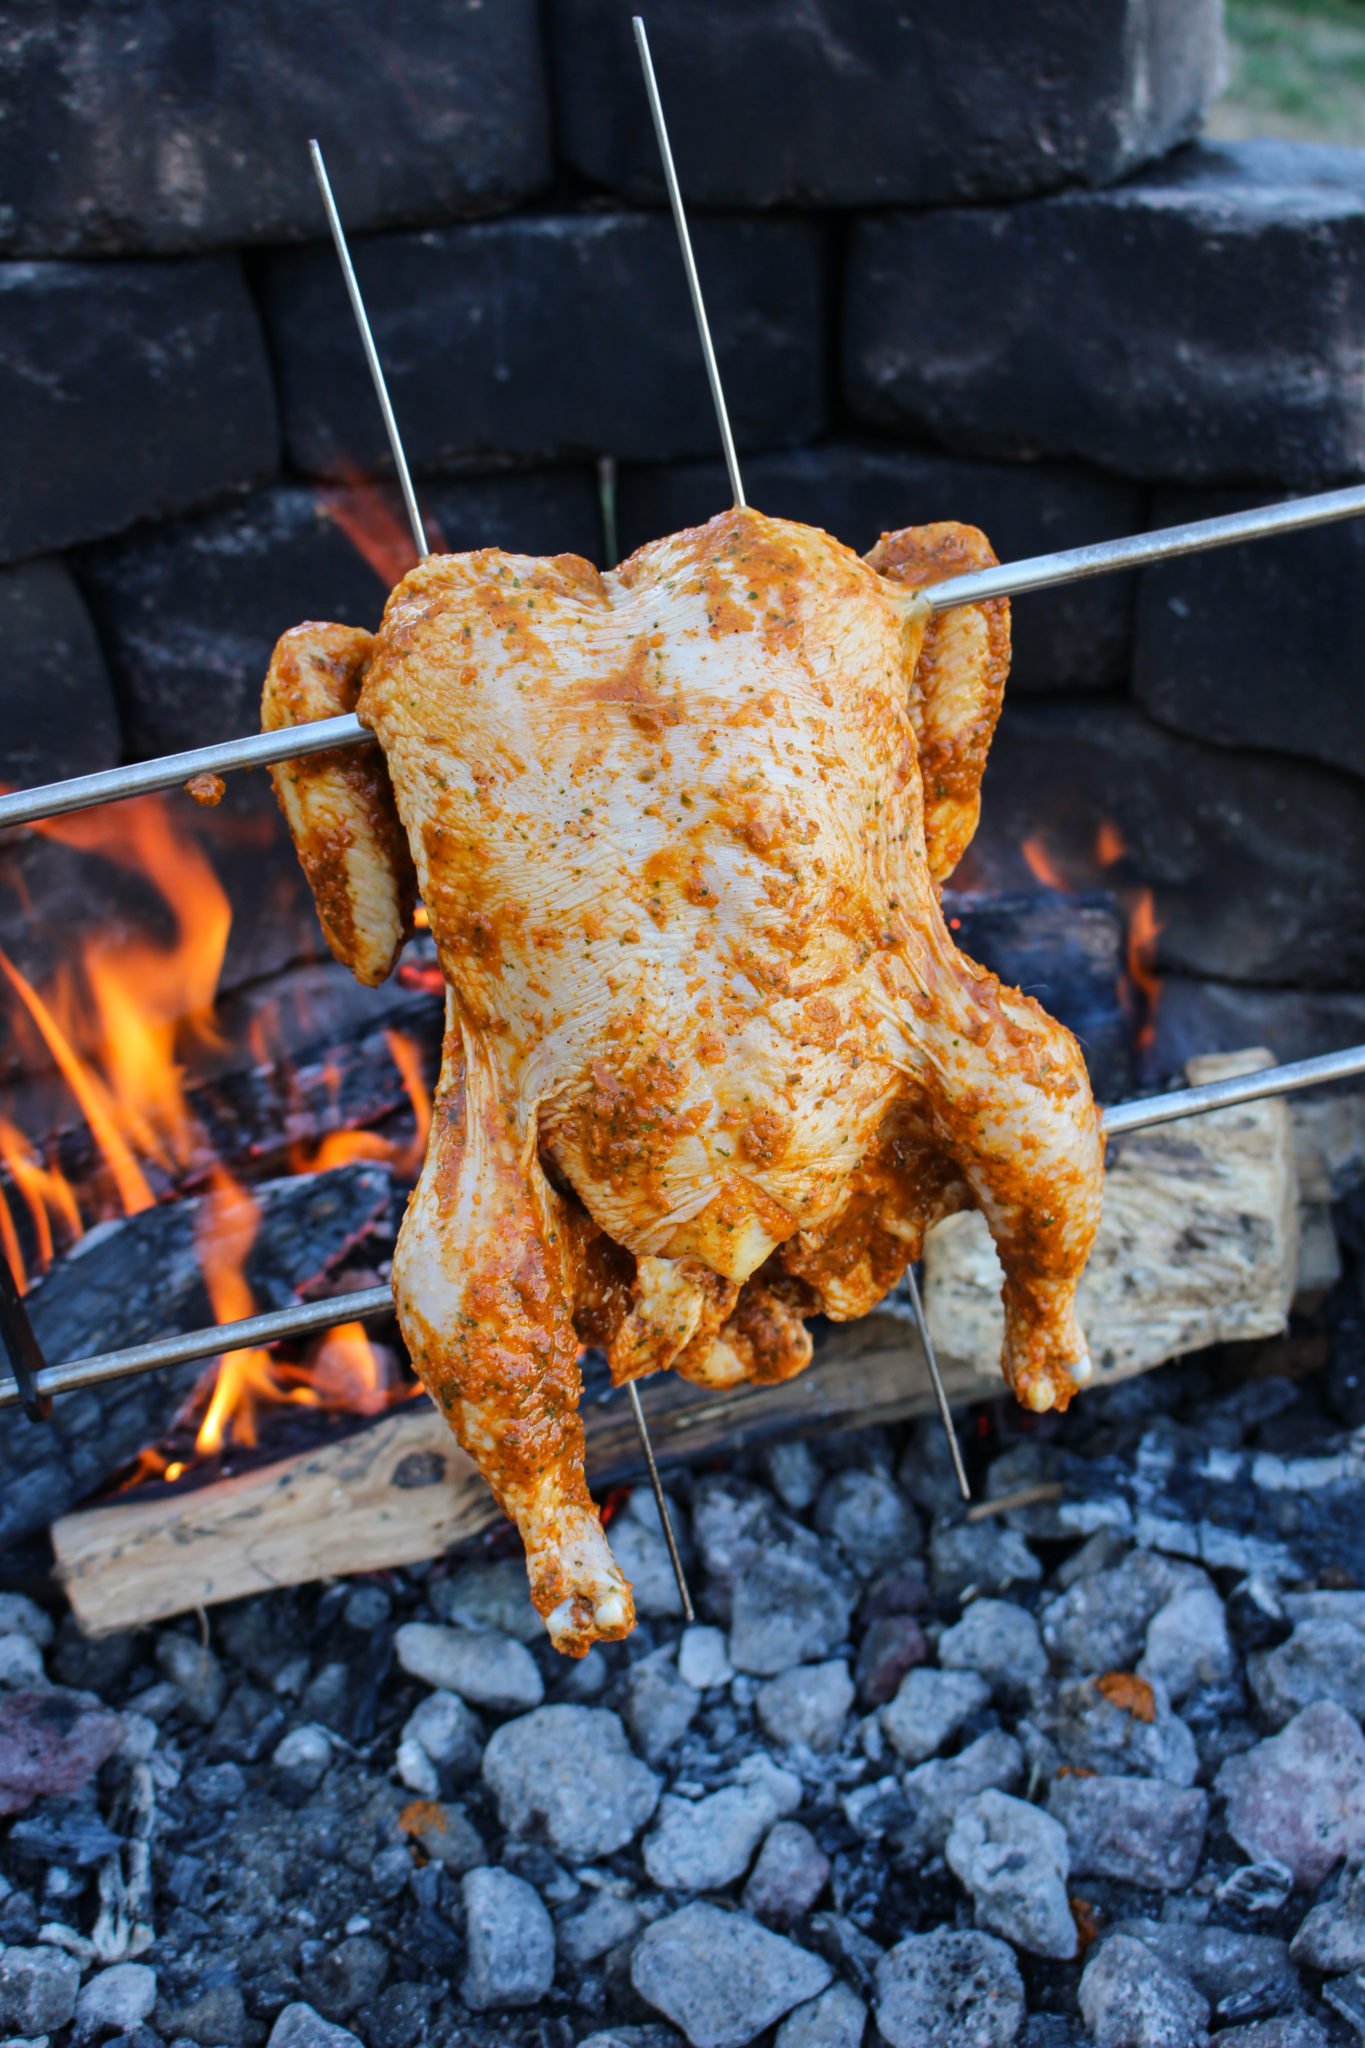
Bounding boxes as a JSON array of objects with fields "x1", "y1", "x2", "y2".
[{"x1": 2, "y1": 0, "x2": 1363, "y2": 1069}]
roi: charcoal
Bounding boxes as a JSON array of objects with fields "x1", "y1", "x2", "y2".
[
  {"x1": 0, "y1": 0, "x2": 548, "y2": 257},
  {"x1": 550, "y1": 0, "x2": 1222, "y2": 208},
  {"x1": 0, "y1": 1160, "x2": 398, "y2": 1547},
  {"x1": 616, "y1": 442, "x2": 1146, "y2": 697},
  {"x1": 0, "y1": 561, "x2": 120, "y2": 784},
  {"x1": 258, "y1": 212, "x2": 826, "y2": 477},
  {"x1": 1148, "y1": 979, "x2": 1365, "y2": 1086},
  {"x1": 1135, "y1": 485, "x2": 1365, "y2": 781},
  {"x1": 846, "y1": 141, "x2": 1365, "y2": 489},
  {"x1": 0, "y1": 256, "x2": 276, "y2": 562}
]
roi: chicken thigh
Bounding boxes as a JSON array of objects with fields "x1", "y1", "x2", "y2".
[{"x1": 263, "y1": 507, "x2": 1104, "y2": 1653}]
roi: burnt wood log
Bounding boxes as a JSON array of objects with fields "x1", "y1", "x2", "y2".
[{"x1": 0, "y1": 1162, "x2": 398, "y2": 1550}]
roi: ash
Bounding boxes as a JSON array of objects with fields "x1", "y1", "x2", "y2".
[{"x1": 5, "y1": 1321, "x2": 1365, "y2": 2048}]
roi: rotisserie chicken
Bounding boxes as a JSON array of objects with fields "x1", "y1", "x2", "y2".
[{"x1": 263, "y1": 507, "x2": 1104, "y2": 1653}]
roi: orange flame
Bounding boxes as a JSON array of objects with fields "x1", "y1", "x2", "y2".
[
  {"x1": 1126, "y1": 890, "x2": 1163, "y2": 1056},
  {"x1": 316, "y1": 473, "x2": 446, "y2": 588},
  {"x1": 1020, "y1": 835, "x2": 1072, "y2": 892}
]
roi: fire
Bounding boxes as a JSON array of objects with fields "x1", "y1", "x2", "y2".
[
  {"x1": 316, "y1": 473, "x2": 447, "y2": 589},
  {"x1": 1020, "y1": 835, "x2": 1071, "y2": 892},
  {"x1": 289, "y1": 1029, "x2": 432, "y2": 1179},
  {"x1": 1126, "y1": 890, "x2": 1163, "y2": 1057},
  {"x1": 1016, "y1": 818, "x2": 1163, "y2": 1061}
]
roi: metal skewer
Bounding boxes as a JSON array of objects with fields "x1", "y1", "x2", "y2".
[
  {"x1": 5, "y1": 481, "x2": 1365, "y2": 835},
  {"x1": 633, "y1": 16, "x2": 745, "y2": 510},
  {"x1": 627, "y1": 1379, "x2": 695, "y2": 1622},
  {"x1": 905, "y1": 1263, "x2": 971, "y2": 1503}
]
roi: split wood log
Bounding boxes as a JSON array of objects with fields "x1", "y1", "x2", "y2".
[
  {"x1": 52, "y1": 1046, "x2": 1299, "y2": 1635},
  {"x1": 923, "y1": 1047, "x2": 1299, "y2": 1397}
]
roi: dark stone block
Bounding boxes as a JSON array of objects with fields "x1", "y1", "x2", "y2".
[
  {"x1": 1135, "y1": 485, "x2": 1365, "y2": 780},
  {"x1": 551, "y1": 0, "x2": 1223, "y2": 208},
  {"x1": 846, "y1": 141, "x2": 1365, "y2": 489},
  {"x1": 0, "y1": 256, "x2": 277, "y2": 562},
  {"x1": 77, "y1": 470, "x2": 602, "y2": 756},
  {"x1": 1149, "y1": 977, "x2": 1365, "y2": 1084},
  {"x1": 258, "y1": 212, "x2": 826, "y2": 477},
  {"x1": 0, "y1": 0, "x2": 549, "y2": 256},
  {"x1": 617, "y1": 443, "x2": 1146, "y2": 693},
  {"x1": 968, "y1": 701, "x2": 1365, "y2": 987},
  {"x1": 0, "y1": 561, "x2": 121, "y2": 784}
]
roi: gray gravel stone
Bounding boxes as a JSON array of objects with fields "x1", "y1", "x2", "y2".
[
  {"x1": 1079, "y1": 1934, "x2": 1210, "y2": 2048},
  {"x1": 270, "y1": 1724, "x2": 332, "y2": 1793},
  {"x1": 764, "y1": 1441, "x2": 822, "y2": 1514},
  {"x1": 1215, "y1": 2022, "x2": 1328, "y2": 2048},
  {"x1": 483, "y1": 1705, "x2": 660, "y2": 1860},
  {"x1": 1115, "y1": 1918, "x2": 1295, "y2": 2024},
  {"x1": 1141, "y1": 1585, "x2": 1235, "y2": 1704},
  {"x1": 1291, "y1": 1862, "x2": 1365, "y2": 1972},
  {"x1": 1216, "y1": 1703, "x2": 1365, "y2": 1887},
  {"x1": 895, "y1": 1730, "x2": 1026, "y2": 1866},
  {"x1": 1217, "y1": 1862, "x2": 1296, "y2": 1917},
  {"x1": 393, "y1": 1622, "x2": 543, "y2": 1713},
  {"x1": 946, "y1": 1790, "x2": 1077, "y2": 1960},
  {"x1": 0, "y1": 1601, "x2": 51, "y2": 1650},
  {"x1": 0, "y1": 1948, "x2": 81, "y2": 2034},
  {"x1": 931, "y1": 1521, "x2": 1041, "y2": 1602},
  {"x1": 775, "y1": 1981, "x2": 865, "y2": 2048},
  {"x1": 882, "y1": 1667, "x2": 990, "y2": 1766},
  {"x1": 460, "y1": 1866, "x2": 554, "y2": 2011},
  {"x1": 430, "y1": 1558, "x2": 542, "y2": 1644},
  {"x1": 742, "y1": 1823, "x2": 830, "y2": 1928},
  {"x1": 1031, "y1": 1674, "x2": 1198, "y2": 1786},
  {"x1": 814, "y1": 1470, "x2": 920, "y2": 1576},
  {"x1": 940, "y1": 1600, "x2": 1047, "y2": 1695},
  {"x1": 679, "y1": 1626, "x2": 733, "y2": 1691},
  {"x1": 0, "y1": 1640, "x2": 46, "y2": 1691},
  {"x1": 644, "y1": 1784, "x2": 778, "y2": 1893},
  {"x1": 1048, "y1": 1775, "x2": 1209, "y2": 1890},
  {"x1": 611, "y1": 1505, "x2": 690, "y2": 1620},
  {"x1": 855, "y1": 1612, "x2": 929, "y2": 1708},
  {"x1": 267, "y1": 2002, "x2": 363, "y2": 2048},
  {"x1": 632, "y1": 1901, "x2": 831, "y2": 2048},
  {"x1": 728, "y1": 1547, "x2": 855, "y2": 1678},
  {"x1": 875, "y1": 1928, "x2": 1025, "y2": 2048},
  {"x1": 154, "y1": 1635, "x2": 226, "y2": 1726},
  {"x1": 1248, "y1": 1620, "x2": 1365, "y2": 1730},
  {"x1": 74, "y1": 1963, "x2": 158, "y2": 2036},
  {"x1": 558, "y1": 1891, "x2": 644, "y2": 1968},
  {"x1": 756, "y1": 1661, "x2": 854, "y2": 1753},
  {"x1": 623, "y1": 1652, "x2": 700, "y2": 1767},
  {"x1": 400, "y1": 1690, "x2": 482, "y2": 1779},
  {"x1": 1040, "y1": 1553, "x2": 1205, "y2": 1676}
]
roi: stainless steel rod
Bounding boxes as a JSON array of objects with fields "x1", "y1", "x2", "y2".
[
  {"x1": 309, "y1": 140, "x2": 429, "y2": 562},
  {"x1": 633, "y1": 16, "x2": 745, "y2": 510},
  {"x1": 627, "y1": 1379, "x2": 695, "y2": 1619},
  {"x1": 4, "y1": 483, "x2": 1365, "y2": 835},
  {"x1": 904, "y1": 1264, "x2": 971, "y2": 1503},
  {"x1": 3, "y1": 1041, "x2": 1362, "y2": 1414}
]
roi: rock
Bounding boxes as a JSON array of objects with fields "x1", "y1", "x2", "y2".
[
  {"x1": 271, "y1": 1723, "x2": 333, "y2": 1793},
  {"x1": 0, "y1": 1948, "x2": 81, "y2": 2034},
  {"x1": 1041, "y1": 1553, "x2": 1203, "y2": 1677},
  {"x1": 678, "y1": 1627, "x2": 733, "y2": 1692},
  {"x1": 1324, "y1": 1973, "x2": 1365, "y2": 2034},
  {"x1": 157, "y1": 1982, "x2": 247, "y2": 2047},
  {"x1": 1249, "y1": 1620, "x2": 1365, "y2": 1730},
  {"x1": 946, "y1": 1790, "x2": 1077, "y2": 1961},
  {"x1": 1030, "y1": 1674, "x2": 1199, "y2": 1787},
  {"x1": 875, "y1": 1927, "x2": 1025, "y2": 2048},
  {"x1": 0, "y1": 1641, "x2": 45, "y2": 1691},
  {"x1": 399, "y1": 1691, "x2": 482, "y2": 1779},
  {"x1": 755, "y1": 1662, "x2": 854, "y2": 1754},
  {"x1": 551, "y1": 0, "x2": 1221, "y2": 208},
  {"x1": 397, "y1": 1798, "x2": 485, "y2": 1874},
  {"x1": 0, "y1": 1601, "x2": 51, "y2": 1651},
  {"x1": 1218, "y1": 1862, "x2": 1296, "y2": 1917},
  {"x1": 611, "y1": 1512, "x2": 690, "y2": 1621},
  {"x1": 1216, "y1": 2023, "x2": 1329, "y2": 2048},
  {"x1": 742, "y1": 1823, "x2": 830, "y2": 1928},
  {"x1": 260, "y1": 213, "x2": 824, "y2": 477},
  {"x1": 1292, "y1": 1863, "x2": 1365, "y2": 1972},
  {"x1": 578, "y1": 2032, "x2": 686, "y2": 2048},
  {"x1": 632, "y1": 1902, "x2": 831, "y2": 2048},
  {"x1": 775, "y1": 1981, "x2": 866, "y2": 2048},
  {"x1": 1115, "y1": 1918, "x2": 1295, "y2": 2026},
  {"x1": 1217, "y1": 1703, "x2": 1365, "y2": 1888},
  {"x1": 0, "y1": 256, "x2": 276, "y2": 562},
  {"x1": 185, "y1": 1760, "x2": 245, "y2": 1808},
  {"x1": 644, "y1": 1784, "x2": 778, "y2": 1894},
  {"x1": 301, "y1": 1936, "x2": 388, "y2": 2023},
  {"x1": 483, "y1": 1705, "x2": 660, "y2": 1859},
  {"x1": 459, "y1": 1866, "x2": 554, "y2": 2012},
  {"x1": 622, "y1": 1652, "x2": 700, "y2": 1766},
  {"x1": 855, "y1": 1613, "x2": 929, "y2": 1709},
  {"x1": 0, "y1": 1689, "x2": 126, "y2": 1818},
  {"x1": 395, "y1": 1738, "x2": 438, "y2": 1799},
  {"x1": 940, "y1": 1601, "x2": 1047, "y2": 1696},
  {"x1": 895, "y1": 1730, "x2": 1026, "y2": 1867},
  {"x1": 763, "y1": 1441, "x2": 822, "y2": 1513},
  {"x1": 393, "y1": 1622, "x2": 542, "y2": 1713},
  {"x1": 882, "y1": 1667, "x2": 990, "y2": 1766},
  {"x1": 1142, "y1": 1586, "x2": 1235, "y2": 1705},
  {"x1": 0, "y1": 1, "x2": 549, "y2": 255},
  {"x1": 431, "y1": 1558, "x2": 543, "y2": 1644},
  {"x1": 848, "y1": 141, "x2": 1365, "y2": 490},
  {"x1": 728, "y1": 1549, "x2": 855, "y2": 1679},
  {"x1": 734, "y1": 1753, "x2": 803, "y2": 1820},
  {"x1": 558, "y1": 1891, "x2": 643, "y2": 1968},
  {"x1": 931, "y1": 1521, "x2": 1042, "y2": 1602},
  {"x1": 1079, "y1": 1935, "x2": 1210, "y2": 2048},
  {"x1": 814, "y1": 1470, "x2": 920, "y2": 1577},
  {"x1": 1048, "y1": 1774, "x2": 1208, "y2": 1891},
  {"x1": 74, "y1": 1963, "x2": 157, "y2": 2037},
  {"x1": 0, "y1": 564, "x2": 120, "y2": 790},
  {"x1": 154, "y1": 1635, "x2": 226, "y2": 1727},
  {"x1": 267, "y1": 2004, "x2": 363, "y2": 2048}
]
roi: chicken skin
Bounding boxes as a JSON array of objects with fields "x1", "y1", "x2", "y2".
[{"x1": 263, "y1": 508, "x2": 1104, "y2": 1653}]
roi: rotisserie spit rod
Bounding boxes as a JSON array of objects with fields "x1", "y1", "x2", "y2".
[
  {"x1": 2, "y1": 481, "x2": 1365, "y2": 836},
  {"x1": 3, "y1": 1039, "x2": 1361, "y2": 1414}
]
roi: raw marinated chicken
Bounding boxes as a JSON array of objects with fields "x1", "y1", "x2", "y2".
[{"x1": 262, "y1": 507, "x2": 1104, "y2": 1653}]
